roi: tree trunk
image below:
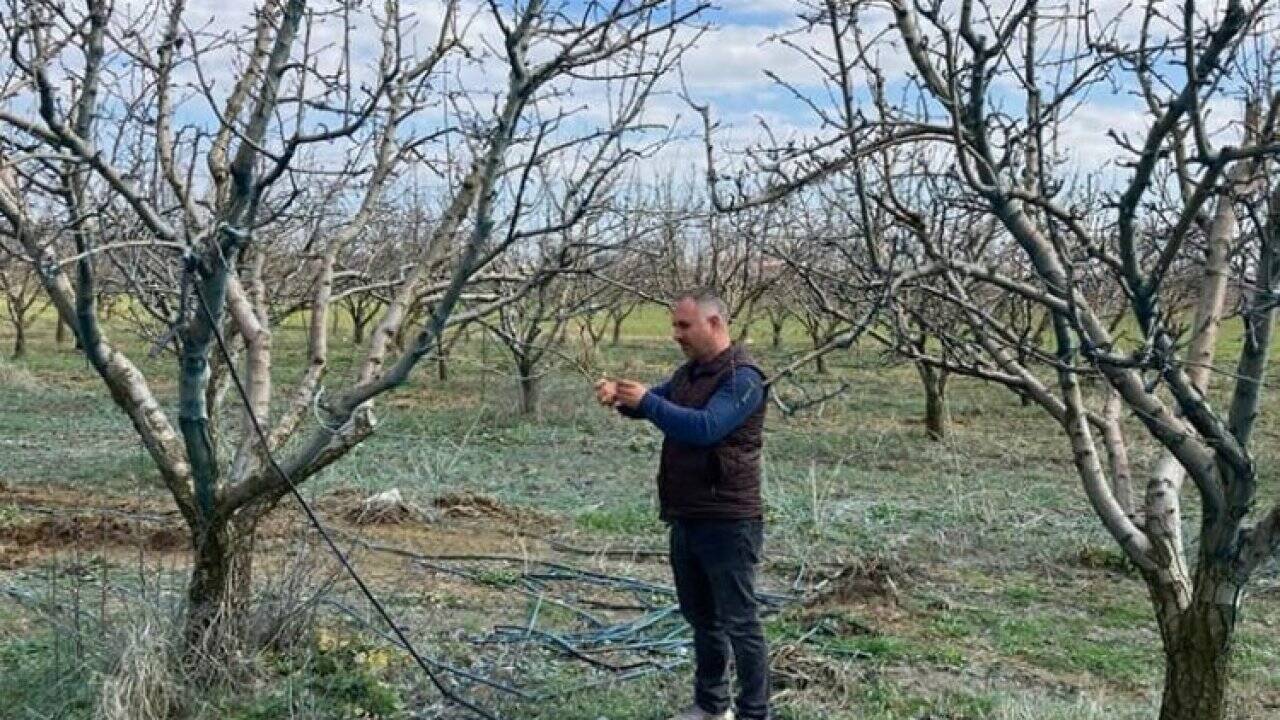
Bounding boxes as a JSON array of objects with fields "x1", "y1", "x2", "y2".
[
  {"x1": 349, "y1": 300, "x2": 381, "y2": 348},
  {"x1": 770, "y1": 318, "x2": 784, "y2": 349},
  {"x1": 611, "y1": 315, "x2": 624, "y2": 345},
  {"x1": 518, "y1": 372, "x2": 540, "y2": 416},
  {"x1": 1155, "y1": 573, "x2": 1238, "y2": 720},
  {"x1": 12, "y1": 319, "x2": 25, "y2": 359},
  {"x1": 55, "y1": 315, "x2": 67, "y2": 344},
  {"x1": 393, "y1": 304, "x2": 424, "y2": 353},
  {"x1": 918, "y1": 363, "x2": 949, "y2": 440},
  {"x1": 812, "y1": 333, "x2": 827, "y2": 374},
  {"x1": 184, "y1": 513, "x2": 258, "y2": 661},
  {"x1": 436, "y1": 335, "x2": 448, "y2": 382},
  {"x1": 1161, "y1": 640, "x2": 1231, "y2": 720}
]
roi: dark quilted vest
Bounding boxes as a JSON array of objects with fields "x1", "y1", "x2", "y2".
[{"x1": 657, "y1": 343, "x2": 767, "y2": 521}]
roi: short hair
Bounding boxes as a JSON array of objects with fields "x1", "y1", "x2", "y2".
[{"x1": 673, "y1": 287, "x2": 730, "y2": 324}]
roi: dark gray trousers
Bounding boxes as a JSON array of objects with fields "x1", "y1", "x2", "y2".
[{"x1": 669, "y1": 518, "x2": 770, "y2": 720}]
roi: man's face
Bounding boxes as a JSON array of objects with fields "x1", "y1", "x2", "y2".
[{"x1": 671, "y1": 298, "x2": 716, "y2": 360}]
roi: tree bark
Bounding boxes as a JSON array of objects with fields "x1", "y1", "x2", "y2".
[
  {"x1": 611, "y1": 315, "x2": 625, "y2": 345},
  {"x1": 352, "y1": 315, "x2": 367, "y2": 345},
  {"x1": 55, "y1": 316, "x2": 67, "y2": 344},
  {"x1": 184, "y1": 511, "x2": 258, "y2": 660},
  {"x1": 918, "y1": 362, "x2": 949, "y2": 440},
  {"x1": 1155, "y1": 569, "x2": 1238, "y2": 720},
  {"x1": 518, "y1": 372, "x2": 540, "y2": 416},
  {"x1": 12, "y1": 319, "x2": 25, "y2": 359},
  {"x1": 770, "y1": 318, "x2": 784, "y2": 349},
  {"x1": 436, "y1": 334, "x2": 448, "y2": 382}
]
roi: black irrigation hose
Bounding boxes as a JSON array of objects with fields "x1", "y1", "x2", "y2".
[{"x1": 190, "y1": 275, "x2": 499, "y2": 720}]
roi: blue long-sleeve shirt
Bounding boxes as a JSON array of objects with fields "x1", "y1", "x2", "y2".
[{"x1": 617, "y1": 366, "x2": 765, "y2": 447}]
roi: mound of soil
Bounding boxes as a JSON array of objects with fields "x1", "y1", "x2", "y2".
[
  {"x1": 431, "y1": 491, "x2": 551, "y2": 526},
  {"x1": 342, "y1": 488, "x2": 431, "y2": 526},
  {"x1": 806, "y1": 556, "x2": 911, "y2": 608},
  {"x1": 0, "y1": 514, "x2": 187, "y2": 552}
]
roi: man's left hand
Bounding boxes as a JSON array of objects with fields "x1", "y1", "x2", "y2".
[{"x1": 614, "y1": 379, "x2": 648, "y2": 409}]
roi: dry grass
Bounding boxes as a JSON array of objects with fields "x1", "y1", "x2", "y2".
[
  {"x1": 97, "y1": 619, "x2": 182, "y2": 720},
  {"x1": 0, "y1": 356, "x2": 41, "y2": 390}
]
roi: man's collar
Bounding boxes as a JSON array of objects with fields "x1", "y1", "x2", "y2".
[{"x1": 689, "y1": 343, "x2": 735, "y2": 377}]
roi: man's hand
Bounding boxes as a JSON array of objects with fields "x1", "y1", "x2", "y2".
[
  {"x1": 594, "y1": 378, "x2": 618, "y2": 407},
  {"x1": 614, "y1": 379, "x2": 648, "y2": 409}
]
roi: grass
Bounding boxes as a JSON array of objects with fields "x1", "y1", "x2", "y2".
[
  {"x1": 4, "y1": 304, "x2": 1280, "y2": 718},
  {"x1": 0, "y1": 631, "x2": 99, "y2": 719},
  {"x1": 574, "y1": 502, "x2": 664, "y2": 535}
]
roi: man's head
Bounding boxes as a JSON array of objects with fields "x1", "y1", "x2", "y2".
[{"x1": 670, "y1": 288, "x2": 732, "y2": 362}]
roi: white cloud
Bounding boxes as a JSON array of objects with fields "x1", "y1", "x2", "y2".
[{"x1": 678, "y1": 23, "x2": 818, "y2": 93}]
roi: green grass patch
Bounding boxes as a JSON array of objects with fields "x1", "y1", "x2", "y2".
[
  {"x1": 0, "y1": 631, "x2": 97, "y2": 720},
  {"x1": 574, "y1": 502, "x2": 662, "y2": 535}
]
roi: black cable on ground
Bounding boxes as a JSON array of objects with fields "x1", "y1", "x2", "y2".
[{"x1": 190, "y1": 274, "x2": 500, "y2": 720}]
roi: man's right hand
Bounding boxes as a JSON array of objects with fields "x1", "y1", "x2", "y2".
[
  {"x1": 594, "y1": 378, "x2": 618, "y2": 407},
  {"x1": 613, "y1": 379, "x2": 648, "y2": 409}
]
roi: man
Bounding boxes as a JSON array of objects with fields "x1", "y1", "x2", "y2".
[{"x1": 595, "y1": 289, "x2": 770, "y2": 720}]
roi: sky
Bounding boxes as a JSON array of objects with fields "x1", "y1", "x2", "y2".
[{"x1": 6, "y1": 0, "x2": 1268, "y2": 205}]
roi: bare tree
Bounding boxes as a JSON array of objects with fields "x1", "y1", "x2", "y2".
[
  {"x1": 698, "y1": 0, "x2": 1280, "y2": 716},
  {"x1": 476, "y1": 199, "x2": 638, "y2": 415},
  {"x1": 0, "y1": 0, "x2": 706, "y2": 655},
  {"x1": 758, "y1": 199, "x2": 852, "y2": 368},
  {"x1": 483, "y1": 267, "x2": 605, "y2": 415},
  {"x1": 757, "y1": 285, "x2": 794, "y2": 351},
  {"x1": 599, "y1": 277, "x2": 646, "y2": 345},
  {"x1": 641, "y1": 177, "x2": 781, "y2": 341},
  {"x1": 0, "y1": 233, "x2": 50, "y2": 358}
]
